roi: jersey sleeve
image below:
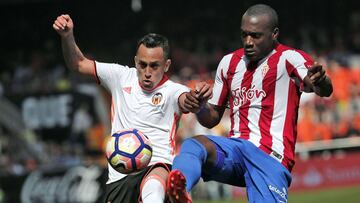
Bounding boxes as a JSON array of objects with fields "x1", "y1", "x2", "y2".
[
  {"x1": 285, "y1": 50, "x2": 314, "y2": 91},
  {"x1": 208, "y1": 54, "x2": 232, "y2": 107},
  {"x1": 172, "y1": 83, "x2": 190, "y2": 115},
  {"x1": 94, "y1": 61, "x2": 130, "y2": 91}
]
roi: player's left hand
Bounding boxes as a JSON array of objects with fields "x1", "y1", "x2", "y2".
[
  {"x1": 194, "y1": 82, "x2": 213, "y2": 103},
  {"x1": 307, "y1": 62, "x2": 326, "y2": 86}
]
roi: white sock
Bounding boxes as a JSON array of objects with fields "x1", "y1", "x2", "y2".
[{"x1": 141, "y1": 178, "x2": 165, "y2": 203}]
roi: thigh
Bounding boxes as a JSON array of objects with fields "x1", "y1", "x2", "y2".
[
  {"x1": 140, "y1": 163, "x2": 170, "y2": 192},
  {"x1": 240, "y1": 141, "x2": 291, "y2": 203},
  {"x1": 142, "y1": 165, "x2": 169, "y2": 182},
  {"x1": 202, "y1": 135, "x2": 247, "y2": 187},
  {"x1": 103, "y1": 163, "x2": 171, "y2": 203},
  {"x1": 103, "y1": 171, "x2": 143, "y2": 203}
]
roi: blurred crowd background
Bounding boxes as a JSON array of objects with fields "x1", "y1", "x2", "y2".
[{"x1": 0, "y1": 0, "x2": 359, "y2": 202}]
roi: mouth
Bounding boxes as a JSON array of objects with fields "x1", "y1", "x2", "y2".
[
  {"x1": 142, "y1": 80, "x2": 153, "y2": 87},
  {"x1": 245, "y1": 49, "x2": 256, "y2": 56}
]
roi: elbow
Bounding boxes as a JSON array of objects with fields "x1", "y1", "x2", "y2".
[
  {"x1": 204, "y1": 123, "x2": 217, "y2": 129},
  {"x1": 315, "y1": 78, "x2": 333, "y2": 97},
  {"x1": 75, "y1": 59, "x2": 87, "y2": 72},
  {"x1": 70, "y1": 63, "x2": 81, "y2": 72},
  {"x1": 322, "y1": 77, "x2": 333, "y2": 97},
  {"x1": 199, "y1": 120, "x2": 220, "y2": 129},
  {"x1": 77, "y1": 58, "x2": 94, "y2": 74},
  {"x1": 324, "y1": 88, "x2": 333, "y2": 97},
  {"x1": 65, "y1": 60, "x2": 82, "y2": 72},
  {"x1": 320, "y1": 85, "x2": 333, "y2": 97},
  {"x1": 208, "y1": 123, "x2": 219, "y2": 129}
]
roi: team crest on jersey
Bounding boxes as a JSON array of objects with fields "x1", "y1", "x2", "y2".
[
  {"x1": 261, "y1": 65, "x2": 270, "y2": 77},
  {"x1": 152, "y1": 93, "x2": 163, "y2": 105}
]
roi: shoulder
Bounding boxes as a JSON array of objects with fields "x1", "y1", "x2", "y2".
[
  {"x1": 164, "y1": 79, "x2": 189, "y2": 91},
  {"x1": 96, "y1": 61, "x2": 135, "y2": 73},
  {"x1": 95, "y1": 61, "x2": 127, "y2": 68},
  {"x1": 224, "y1": 48, "x2": 245, "y2": 61},
  {"x1": 217, "y1": 48, "x2": 244, "y2": 69},
  {"x1": 160, "y1": 80, "x2": 189, "y2": 104},
  {"x1": 215, "y1": 48, "x2": 245, "y2": 77},
  {"x1": 276, "y1": 44, "x2": 313, "y2": 61}
]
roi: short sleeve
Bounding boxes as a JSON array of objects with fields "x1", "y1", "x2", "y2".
[
  {"x1": 285, "y1": 50, "x2": 314, "y2": 91},
  {"x1": 172, "y1": 83, "x2": 190, "y2": 115},
  {"x1": 95, "y1": 61, "x2": 131, "y2": 91},
  {"x1": 208, "y1": 54, "x2": 232, "y2": 106}
]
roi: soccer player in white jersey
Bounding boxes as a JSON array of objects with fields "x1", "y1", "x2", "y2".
[
  {"x1": 167, "y1": 4, "x2": 333, "y2": 203},
  {"x1": 53, "y1": 14, "x2": 211, "y2": 203}
]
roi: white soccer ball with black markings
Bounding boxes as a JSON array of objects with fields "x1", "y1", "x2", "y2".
[{"x1": 105, "y1": 129, "x2": 152, "y2": 174}]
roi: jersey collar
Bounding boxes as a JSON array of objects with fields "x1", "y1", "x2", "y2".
[{"x1": 139, "y1": 75, "x2": 169, "y2": 92}]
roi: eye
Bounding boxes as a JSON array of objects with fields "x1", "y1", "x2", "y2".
[
  {"x1": 251, "y1": 33, "x2": 262, "y2": 39},
  {"x1": 150, "y1": 63, "x2": 159, "y2": 69},
  {"x1": 139, "y1": 62, "x2": 147, "y2": 68},
  {"x1": 241, "y1": 31, "x2": 248, "y2": 38}
]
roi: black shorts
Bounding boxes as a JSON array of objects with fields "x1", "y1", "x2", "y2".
[{"x1": 103, "y1": 163, "x2": 171, "y2": 203}]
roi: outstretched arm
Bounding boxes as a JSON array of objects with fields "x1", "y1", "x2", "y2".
[
  {"x1": 53, "y1": 14, "x2": 94, "y2": 75},
  {"x1": 304, "y1": 62, "x2": 333, "y2": 97}
]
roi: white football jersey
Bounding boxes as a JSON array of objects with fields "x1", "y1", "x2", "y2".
[{"x1": 94, "y1": 61, "x2": 189, "y2": 183}]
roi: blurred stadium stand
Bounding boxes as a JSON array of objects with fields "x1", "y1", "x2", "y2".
[{"x1": 0, "y1": 0, "x2": 359, "y2": 202}]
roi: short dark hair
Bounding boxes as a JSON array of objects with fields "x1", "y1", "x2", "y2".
[
  {"x1": 244, "y1": 4, "x2": 279, "y2": 30},
  {"x1": 136, "y1": 33, "x2": 170, "y2": 59}
]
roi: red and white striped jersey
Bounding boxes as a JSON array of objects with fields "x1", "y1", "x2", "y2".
[
  {"x1": 209, "y1": 44, "x2": 313, "y2": 171},
  {"x1": 94, "y1": 61, "x2": 189, "y2": 183}
]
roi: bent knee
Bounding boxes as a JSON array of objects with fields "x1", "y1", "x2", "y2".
[
  {"x1": 192, "y1": 135, "x2": 216, "y2": 153},
  {"x1": 191, "y1": 135, "x2": 217, "y2": 164}
]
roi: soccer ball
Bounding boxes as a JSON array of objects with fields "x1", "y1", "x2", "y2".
[{"x1": 105, "y1": 129, "x2": 152, "y2": 174}]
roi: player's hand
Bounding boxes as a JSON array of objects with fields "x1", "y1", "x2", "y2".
[
  {"x1": 183, "y1": 91, "x2": 201, "y2": 113},
  {"x1": 183, "y1": 82, "x2": 213, "y2": 113},
  {"x1": 53, "y1": 14, "x2": 74, "y2": 37},
  {"x1": 194, "y1": 82, "x2": 213, "y2": 103},
  {"x1": 307, "y1": 62, "x2": 326, "y2": 86}
]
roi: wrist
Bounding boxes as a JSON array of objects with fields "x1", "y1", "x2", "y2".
[{"x1": 61, "y1": 32, "x2": 74, "y2": 40}]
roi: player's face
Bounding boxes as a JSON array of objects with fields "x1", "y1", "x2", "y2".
[
  {"x1": 135, "y1": 44, "x2": 170, "y2": 91},
  {"x1": 241, "y1": 14, "x2": 278, "y2": 62}
]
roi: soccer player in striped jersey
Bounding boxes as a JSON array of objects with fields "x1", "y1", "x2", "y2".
[
  {"x1": 53, "y1": 15, "x2": 212, "y2": 203},
  {"x1": 167, "y1": 4, "x2": 333, "y2": 203}
]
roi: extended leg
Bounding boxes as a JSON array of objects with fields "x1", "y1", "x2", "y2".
[
  {"x1": 167, "y1": 135, "x2": 218, "y2": 203},
  {"x1": 141, "y1": 166, "x2": 168, "y2": 203}
]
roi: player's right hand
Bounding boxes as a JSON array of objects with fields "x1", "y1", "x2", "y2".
[
  {"x1": 183, "y1": 82, "x2": 213, "y2": 113},
  {"x1": 53, "y1": 14, "x2": 74, "y2": 37}
]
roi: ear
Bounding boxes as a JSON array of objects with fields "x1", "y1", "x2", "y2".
[
  {"x1": 272, "y1": 28, "x2": 279, "y2": 40},
  {"x1": 164, "y1": 59, "x2": 171, "y2": 72}
]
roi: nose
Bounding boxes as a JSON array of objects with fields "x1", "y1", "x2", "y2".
[
  {"x1": 244, "y1": 36, "x2": 254, "y2": 48},
  {"x1": 144, "y1": 67, "x2": 152, "y2": 78}
]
